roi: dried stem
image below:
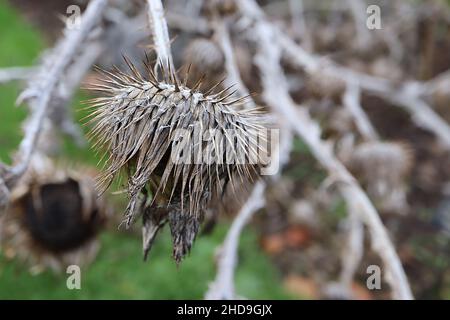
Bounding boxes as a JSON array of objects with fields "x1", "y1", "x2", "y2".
[
  {"x1": 58, "y1": 40, "x2": 104, "y2": 146},
  {"x1": 238, "y1": 0, "x2": 413, "y2": 300},
  {"x1": 339, "y1": 206, "x2": 365, "y2": 291},
  {"x1": 0, "y1": 67, "x2": 34, "y2": 84},
  {"x1": 343, "y1": 81, "x2": 379, "y2": 141},
  {"x1": 205, "y1": 124, "x2": 292, "y2": 299},
  {"x1": 214, "y1": 20, "x2": 255, "y2": 109},
  {"x1": 205, "y1": 181, "x2": 266, "y2": 300},
  {"x1": 340, "y1": 82, "x2": 374, "y2": 290},
  {"x1": 1, "y1": 0, "x2": 108, "y2": 188},
  {"x1": 166, "y1": 11, "x2": 210, "y2": 35}
]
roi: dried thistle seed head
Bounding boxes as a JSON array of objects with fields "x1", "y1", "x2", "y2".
[
  {"x1": 0, "y1": 162, "x2": 109, "y2": 272},
  {"x1": 348, "y1": 141, "x2": 414, "y2": 213},
  {"x1": 168, "y1": 207, "x2": 200, "y2": 264},
  {"x1": 86, "y1": 58, "x2": 268, "y2": 262}
]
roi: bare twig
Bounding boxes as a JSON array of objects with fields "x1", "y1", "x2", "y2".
[
  {"x1": 147, "y1": 0, "x2": 175, "y2": 73},
  {"x1": 0, "y1": 67, "x2": 34, "y2": 84},
  {"x1": 279, "y1": 35, "x2": 450, "y2": 149},
  {"x1": 288, "y1": 0, "x2": 312, "y2": 51},
  {"x1": 1, "y1": 0, "x2": 108, "y2": 187},
  {"x1": 339, "y1": 207, "x2": 365, "y2": 292},
  {"x1": 205, "y1": 121, "x2": 292, "y2": 299},
  {"x1": 0, "y1": 177, "x2": 9, "y2": 208},
  {"x1": 338, "y1": 82, "x2": 372, "y2": 290},
  {"x1": 205, "y1": 181, "x2": 266, "y2": 300},
  {"x1": 206, "y1": 19, "x2": 293, "y2": 298},
  {"x1": 214, "y1": 20, "x2": 255, "y2": 109},
  {"x1": 323, "y1": 206, "x2": 365, "y2": 299},
  {"x1": 421, "y1": 70, "x2": 450, "y2": 96},
  {"x1": 238, "y1": 0, "x2": 413, "y2": 300},
  {"x1": 347, "y1": 0, "x2": 370, "y2": 49}
]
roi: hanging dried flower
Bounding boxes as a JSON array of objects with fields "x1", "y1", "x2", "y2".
[
  {"x1": 0, "y1": 159, "x2": 109, "y2": 273},
  {"x1": 85, "y1": 57, "x2": 268, "y2": 263}
]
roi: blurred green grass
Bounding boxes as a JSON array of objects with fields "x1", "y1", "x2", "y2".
[
  {"x1": 0, "y1": 227, "x2": 290, "y2": 299},
  {"x1": 0, "y1": 0, "x2": 291, "y2": 299}
]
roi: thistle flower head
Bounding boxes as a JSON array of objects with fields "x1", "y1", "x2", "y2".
[
  {"x1": 85, "y1": 57, "x2": 268, "y2": 262},
  {"x1": 184, "y1": 38, "x2": 225, "y2": 75}
]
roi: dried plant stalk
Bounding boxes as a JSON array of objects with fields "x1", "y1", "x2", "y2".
[
  {"x1": 88, "y1": 0, "x2": 267, "y2": 264},
  {"x1": 0, "y1": 67, "x2": 34, "y2": 84},
  {"x1": 0, "y1": 0, "x2": 108, "y2": 192},
  {"x1": 0, "y1": 158, "x2": 108, "y2": 273}
]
